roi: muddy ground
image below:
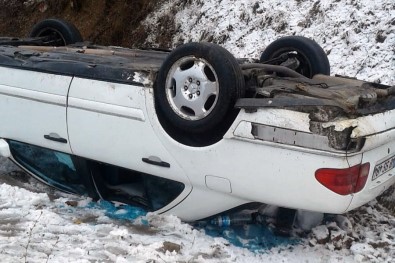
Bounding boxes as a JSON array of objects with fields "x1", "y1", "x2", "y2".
[{"x1": 0, "y1": 0, "x2": 170, "y2": 48}]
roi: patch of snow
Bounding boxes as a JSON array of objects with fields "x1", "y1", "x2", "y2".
[
  {"x1": 311, "y1": 225, "x2": 330, "y2": 243},
  {"x1": 334, "y1": 215, "x2": 353, "y2": 233},
  {"x1": 0, "y1": 157, "x2": 18, "y2": 174},
  {"x1": 0, "y1": 169, "x2": 394, "y2": 262},
  {"x1": 295, "y1": 210, "x2": 324, "y2": 231}
]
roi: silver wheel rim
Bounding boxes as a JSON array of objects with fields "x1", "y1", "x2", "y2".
[{"x1": 165, "y1": 56, "x2": 219, "y2": 121}]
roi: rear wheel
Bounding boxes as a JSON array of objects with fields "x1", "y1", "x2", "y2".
[
  {"x1": 260, "y1": 36, "x2": 330, "y2": 78},
  {"x1": 155, "y1": 42, "x2": 245, "y2": 134},
  {"x1": 30, "y1": 18, "x2": 83, "y2": 46}
]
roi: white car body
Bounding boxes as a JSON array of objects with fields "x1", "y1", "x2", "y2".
[{"x1": 0, "y1": 44, "x2": 394, "y2": 221}]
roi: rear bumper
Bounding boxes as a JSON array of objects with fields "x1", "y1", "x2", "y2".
[
  {"x1": 348, "y1": 128, "x2": 395, "y2": 211},
  {"x1": 228, "y1": 108, "x2": 395, "y2": 214}
]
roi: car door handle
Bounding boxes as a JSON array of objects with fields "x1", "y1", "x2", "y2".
[
  {"x1": 44, "y1": 133, "x2": 68, "y2": 144},
  {"x1": 142, "y1": 156, "x2": 170, "y2": 168}
]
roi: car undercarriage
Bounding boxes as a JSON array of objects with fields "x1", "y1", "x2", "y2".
[{"x1": 1, "y1": 39, "x2": 393, "y2": 151}]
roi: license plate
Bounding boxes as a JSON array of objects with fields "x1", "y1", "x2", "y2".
[{"x1": 372, "y1": 155, "x2": 395, "y2": 181}]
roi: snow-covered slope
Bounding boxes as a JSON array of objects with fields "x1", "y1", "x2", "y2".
[{"x1": 145, "y1": 0, "x2": 394, "y2": 84}]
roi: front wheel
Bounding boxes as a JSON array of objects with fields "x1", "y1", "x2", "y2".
[{"x1": 155, "y1": 42, "x2": 245, "y2": 134}]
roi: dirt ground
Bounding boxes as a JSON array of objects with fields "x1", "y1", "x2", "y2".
[{"x1": 0, "y1": 0, "x2": 166, "y2": 48}]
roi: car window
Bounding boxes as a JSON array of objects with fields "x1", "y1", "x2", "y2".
[
  {"x1": 90, "y1": 162, "x2": 185, "y2": 211},
  {"x1": 8, "y1": 140, "x2": 88, "y2": 195},
  {"x1": 7, "y1": 140, "x2": 185, "y2": 211}
]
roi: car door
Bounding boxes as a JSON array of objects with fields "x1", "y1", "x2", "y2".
[
  {"x1": 6, "y1": 139, "x2": 187, "y2": 213},
  {"x1": 67, "y1": 77, "x2": 191, "y2": 188},
  {"x1": 0, "y1": 66, "x2": 73, "y2": 153}
]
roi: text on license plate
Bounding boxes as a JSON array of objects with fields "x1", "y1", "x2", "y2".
[{"x1": 372, "y1": 155, "x2": 395, "y2": 181}]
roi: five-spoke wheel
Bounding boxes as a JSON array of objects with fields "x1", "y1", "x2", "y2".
[
  {"x1": 166, "y1": 56, "x2": 220, "y2": 121},
  {"x1": 155, "y1": 42, "x2": 245, "y2": 134}
]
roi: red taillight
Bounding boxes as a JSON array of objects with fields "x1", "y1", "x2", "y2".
[{"x1": 315, "y1": 163, "x2": 370, "y2": 195}]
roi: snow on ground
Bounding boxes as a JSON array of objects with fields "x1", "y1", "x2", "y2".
[
  {"x1": 0, "y1": 160, "x2": 394, "y2": 262},
  {"x1": 0, "y1": 0, "x2": 394, "y2": 262}
]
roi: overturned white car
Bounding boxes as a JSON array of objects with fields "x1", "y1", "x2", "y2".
[{"x1": 0, "y1": 19, "x2": 394, "y2": 226}]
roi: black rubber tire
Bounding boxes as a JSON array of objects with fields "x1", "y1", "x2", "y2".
[
  {"x1": 155, "y1": 42, "x2": 245, "y2": 134},
  {"x1": 260, "y1": 36, "x2": 330, "y2": 78},
  {"x1": 29, "y1": 18, "x2": 83, "y2": 46}
]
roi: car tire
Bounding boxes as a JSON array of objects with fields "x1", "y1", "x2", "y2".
[
  {"x1": 155, "y1": 42, "x2": 245, "y2": 134},
  {"x1": 260, "y1": 36, "x2": 330, "y2": 78},
  {"x1": 30, "y1": 18, "x2": 83, "y2": 46}
]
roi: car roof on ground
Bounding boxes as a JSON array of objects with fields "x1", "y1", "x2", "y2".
[{"x1": 0, "y1": 44, "x2": 168, "y2": 85}]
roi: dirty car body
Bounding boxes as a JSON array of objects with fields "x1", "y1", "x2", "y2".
[{"x1": 0, "y1": 29, "x2": 394, "y2": 222}]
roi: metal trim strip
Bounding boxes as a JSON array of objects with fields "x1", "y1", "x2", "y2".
[
  {"x1": 0, "y1": 85, "x2": 66, "y2": 107},
  {"x1": 68, "y1": 97, "x2": 145, "y2": 121}
]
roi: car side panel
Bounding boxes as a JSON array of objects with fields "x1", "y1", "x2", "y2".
[
  {"x1": 145, "y1": 91, "x2": 361, "y2": 216},
  {"x1": 67, "y1": 77, "x2": 191, "y2": 186},
  {"x1": 164, "y1": 185, "x2": 249, "y2": 222},
  {"x1": 0, "y1": 66, "x2": 72, "y2": 153}
]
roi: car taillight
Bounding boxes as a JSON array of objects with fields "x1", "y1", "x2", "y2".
[{"x1": 315, "y1": 163, "x2": 370, "y2": 195}]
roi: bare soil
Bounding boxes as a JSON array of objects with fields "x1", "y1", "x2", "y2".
[{"x1": 0, "y1": 0, "x2": 167, "y2": 48}]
